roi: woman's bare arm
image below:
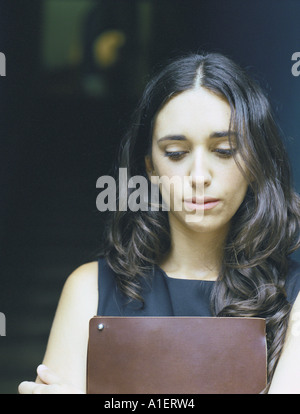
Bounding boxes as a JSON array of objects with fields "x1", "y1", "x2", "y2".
[
  {"x1": 19, "y1": 261, "x2": 98, "y2": 394},
  {"x1": 268, "y1": 291, "x2": 300, "y2": 393}
]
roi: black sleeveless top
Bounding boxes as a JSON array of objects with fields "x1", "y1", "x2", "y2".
[{"x1": 97, "y1": 257, "x2": 300, "y2": 317}]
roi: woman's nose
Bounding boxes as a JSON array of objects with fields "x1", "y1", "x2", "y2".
[{"x1": 189, "y1": 151, "x2": 212, "y2": 188}]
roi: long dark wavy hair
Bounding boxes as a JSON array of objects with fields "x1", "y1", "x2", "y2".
[{"x1": 99, "y1": 52, "x2": 300, "y2": 391}]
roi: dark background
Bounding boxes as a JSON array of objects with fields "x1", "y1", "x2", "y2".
[{"x1": 0, "y1": 0, "x2": 299, "y2": 393}]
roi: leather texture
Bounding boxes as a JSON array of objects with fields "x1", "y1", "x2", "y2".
[{"x1": 87, "y1": 316, "x2": 267, "y2": 394}]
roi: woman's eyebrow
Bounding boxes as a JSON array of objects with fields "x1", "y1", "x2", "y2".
[
  {"x1": 157, "y1": 131, "x2": 237, "y2": 142},
  {"x1": 157, "y1": 135, "x2": 186, "y2": 143},
  {"x1": 209, "y1": 131, "x2": 237, "y2": 138}
]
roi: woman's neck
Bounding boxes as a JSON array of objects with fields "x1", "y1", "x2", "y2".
[{"x1": 159, "y1": 219, "x2": 229, "y2": 281}]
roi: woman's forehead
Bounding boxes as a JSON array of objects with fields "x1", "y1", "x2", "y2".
[{"x1": 153, "y1": 88, "x2": 232, "y2": 139}]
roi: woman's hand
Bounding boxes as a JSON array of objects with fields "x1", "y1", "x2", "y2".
[{"x1": 18, "y1": 365, "x2": 85, "y2": 394}]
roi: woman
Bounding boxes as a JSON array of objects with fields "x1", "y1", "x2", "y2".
[{"x1": 19, "y1": 52, "x2": 300, "y2": 394}]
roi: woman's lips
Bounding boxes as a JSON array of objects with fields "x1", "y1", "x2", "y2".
[{"x1": 183, "y1": 197, "x2": 220, "y2": 211}]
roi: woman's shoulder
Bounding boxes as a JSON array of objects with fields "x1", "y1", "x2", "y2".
[
  {"x1": 66, "y1": 261, "x2": 98, "y2": 284},
  {"x1": 62, "y1": 261, "x2": 99, "y2": 310}
]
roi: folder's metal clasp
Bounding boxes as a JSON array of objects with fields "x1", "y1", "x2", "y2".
[{"x1": 97, "y1": 323, "x2": 105, "y2": 331}]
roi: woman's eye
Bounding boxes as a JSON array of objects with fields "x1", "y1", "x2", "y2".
[
  {"x1": 164, "y1": 151, "x2": 188, "y2": 160},
  {"x1": 213, "y1": 148, "x2": 236, "y2": 158}
]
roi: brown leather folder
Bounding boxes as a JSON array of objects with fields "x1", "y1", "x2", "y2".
[{"x1": 87, "y1": 316, "x2": 267, "y2": 394}]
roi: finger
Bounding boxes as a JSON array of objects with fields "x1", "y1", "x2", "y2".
[
  {"x1": 36, "y1": 365, "x2": 62, "y2": 386},
  {"x1": 18, "y1": 381, "x2": 61, "y2": 395},
  {"x1": 18, "y1": 381, "x2": 43, "y2": 394}
]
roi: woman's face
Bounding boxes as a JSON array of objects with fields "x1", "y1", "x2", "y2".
[{"x1": 146, "y1": 88, "x2": 249, "y2": 234}]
